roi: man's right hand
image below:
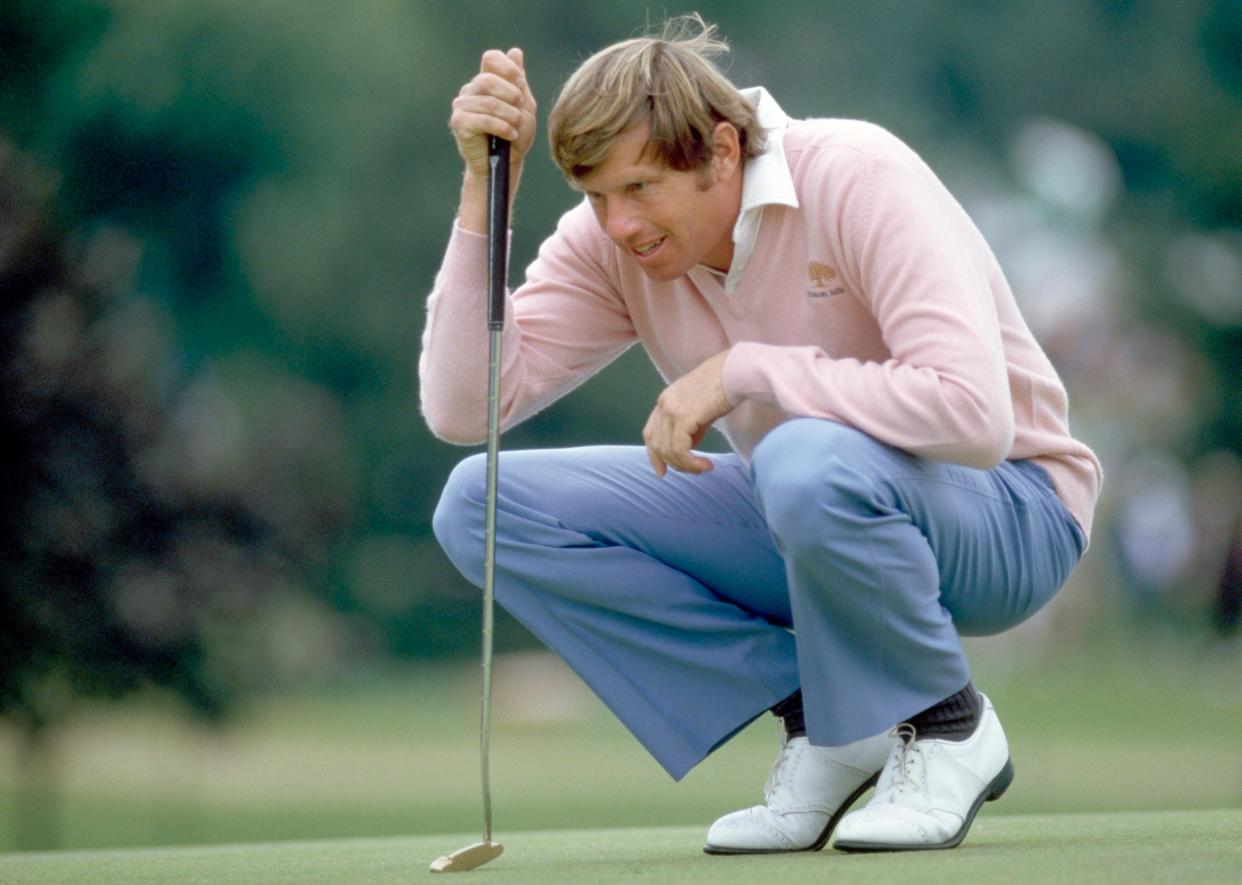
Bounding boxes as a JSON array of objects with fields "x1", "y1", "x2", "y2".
[{"x1": 450, "y1": 48, "x2": 538, "y2": 185}]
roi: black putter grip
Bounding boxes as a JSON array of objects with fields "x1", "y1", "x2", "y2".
[{"x1": 486, "y1": 136, "x2": 511, "y2": 330}]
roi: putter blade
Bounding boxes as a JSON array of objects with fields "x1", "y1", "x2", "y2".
[{"x1": 429, "y1": 841, "x2": 504, "y2": 873}]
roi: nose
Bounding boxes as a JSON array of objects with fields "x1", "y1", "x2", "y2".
[{"x1": 600, "y1": 197, "x2": 643, "y2": 243}]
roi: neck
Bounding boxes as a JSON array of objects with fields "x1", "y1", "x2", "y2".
[
  {"x1": 703, "y1": 240, "x2": 735, "y2": 273},
  {"x1": 703, "y1": 175, "x2": 743, "y2": 272}
]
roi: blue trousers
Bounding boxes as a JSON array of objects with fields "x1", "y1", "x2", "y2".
[{"x1": 433, "y1": 420, "x2": 1085, "y2": 780}]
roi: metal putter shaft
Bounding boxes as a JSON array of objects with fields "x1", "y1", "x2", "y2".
[{"x1": 430, "y1": 135, "x2": 510, "y2": 875}]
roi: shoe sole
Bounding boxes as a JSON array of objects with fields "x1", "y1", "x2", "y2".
[
  {"x1": 832, "y1": 756, "x2": 1014, "y2": 853},
  {"x1": 702, "y1": 771, "x2": 881, "y2": 856}
]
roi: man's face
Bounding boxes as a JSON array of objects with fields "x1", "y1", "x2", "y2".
[{"x1": 575, "y1": 121, "x2": 741, "y2": 281}]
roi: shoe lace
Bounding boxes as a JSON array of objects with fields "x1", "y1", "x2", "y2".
[
  {"x1": 762, "y1": 721, "x2": 792, "y2": 803},
  {"x1": 886, "y1": 722, "x2": 924, "y2": 796}
]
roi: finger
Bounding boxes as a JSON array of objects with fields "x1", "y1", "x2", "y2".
[
  {"x1": 450, "y1": 116, "x2": 518, "y2": 150},
  {"x1": 506, "y1": 48, "x2": 534, "y2": 103},
  {"x1": 667, "y1": 438, "x2": 704, "y2": 473},
  {"x1": 456, "y1": 71, "x2": 534, "y2": 150},
  {"x1": 645, "y1": 397, "x2": 694, "y2": 474},
  {"x1": 506, "y1": 60, "x2": 538, "y2": 137},
  {"x1": 642, "y1": 414, "x2": 668, "y2": 478},
  {"x1": 480, "y1": 48, "x2": 523, "y2": 83},
  {"x1": 451, "y1": 97, "x2": 524, "y2": 142},
  {"x1": 646, "y1": 421, "x2": 689, "y2": 473},
  {"x1": 644, "y1": 437, "x2": 668, "y2": 477},
  {"x1": 661, "y1": 420, "x2": 716, "y2": 474},
  {"x1": 682, "y1": 453, "x2": 715, "y2": 473},
  {"x1": 459, "y1": 72, "x2": 524, "y2": 106},
  {"x1": 518, "y1": 74, "x2": 538, "y2": 117},
  {"x1": 668, "y1": 454, "x2": 713, "y2": 475},
  {"x1": 686, "y1": 426, "x2": 714, "y2": 471},
  {"x1": 647, "y1": 449, "x2": 668, "y2": 478},
  {"x1": 451, "y1": 98, "x2": 523, "y2": 136},
  {"x1": 451, "y1": 94, "x2": 523, "y2": 129}
]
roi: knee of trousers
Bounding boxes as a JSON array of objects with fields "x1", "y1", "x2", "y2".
[
  {"x1": 751, "y1": 419, "x2": 890, "y2": 553},
  {"x1": 432, "y1": 452, "x2": 488, "y2": 584}
]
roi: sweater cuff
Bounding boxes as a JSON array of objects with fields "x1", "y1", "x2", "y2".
[{"x1": 722, "y1": 341, "x2": 775, "y2": 406}]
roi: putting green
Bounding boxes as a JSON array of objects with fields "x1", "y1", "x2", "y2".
[{"x1": 1, "y1": 809, "x2": 1238, "y2": 884}]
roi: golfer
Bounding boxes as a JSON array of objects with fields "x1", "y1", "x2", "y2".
[{"x1": 422, "y1": 15, "x2": 1101, "y2": 854}]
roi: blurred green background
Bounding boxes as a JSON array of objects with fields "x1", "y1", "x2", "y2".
[{"x1": 1, "y1": 0, "x2": 1239, "y2": 853}]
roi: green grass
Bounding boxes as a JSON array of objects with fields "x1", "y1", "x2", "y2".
[
  {"x1": 1, "y1": 810, "x2": 1239, "y2": 884},
  {"x1": 0, "y1": 626, "x2": 1239, "y2": 853}
]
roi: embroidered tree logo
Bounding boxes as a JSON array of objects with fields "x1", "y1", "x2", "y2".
[{"x1": 808, "y1": 262, "x2": 838, "y2": 288}]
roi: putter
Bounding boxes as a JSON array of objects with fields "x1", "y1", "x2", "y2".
[{"x1": 430, "y1": 135, "x2": 510, "y2": 874}]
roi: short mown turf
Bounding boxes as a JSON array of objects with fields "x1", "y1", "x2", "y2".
[{"x1": 1, "y1": 809, "x2": 1238, "y2": 884}]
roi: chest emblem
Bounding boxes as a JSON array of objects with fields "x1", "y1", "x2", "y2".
[{"x1": 807, "y1": 262, "x2": 846, "y2": 298}]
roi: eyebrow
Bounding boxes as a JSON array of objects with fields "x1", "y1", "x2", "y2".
[{"x1": 572, "y1": 171, "x2": 663, "y2": 194}]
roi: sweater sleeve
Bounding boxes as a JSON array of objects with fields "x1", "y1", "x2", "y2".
[
  {"x1": 723, "y1": 136, "x2": 1015, "y2": 469},
  {"x1": 419, "y1": 206, "x2": 637, "y2": 444}
]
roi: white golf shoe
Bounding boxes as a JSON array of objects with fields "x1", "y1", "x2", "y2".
[
  {"x1": 832, "y1": 694, "x2": 1013, "y2": 852},
  {"x1": 703, "y1": 729, "x2": 893, "y2": 854}
]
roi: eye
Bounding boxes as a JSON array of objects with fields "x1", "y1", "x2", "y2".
[{"x1": 626, "y1": 182, "x2": 647, "y2": 194}]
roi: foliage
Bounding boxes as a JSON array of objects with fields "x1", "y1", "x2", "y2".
[{"x1": 0, "y1": 139, "x2": 354, "y2": 735}]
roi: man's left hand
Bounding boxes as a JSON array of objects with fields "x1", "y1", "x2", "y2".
[{"x1": 642, "y1": 350, "x2": 734, "y2": 477}]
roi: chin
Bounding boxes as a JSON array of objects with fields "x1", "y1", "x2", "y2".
[
  {"x1": 638, "y1": 265, "x2": 684, "y2": 282},
  {"x1": 635, "y1": 255, "x2": 696, "y2": 282}
]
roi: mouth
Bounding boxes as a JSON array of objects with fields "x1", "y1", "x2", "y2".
[{"x1": 630, "y1": 237, "x2": 666, "y2": 260}]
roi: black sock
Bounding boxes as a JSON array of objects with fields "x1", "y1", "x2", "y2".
[
  {"x1": 770, "y1": 689, "x2": 806, "y2": 739},
  {"x1": 906, "y1": 682, "x2": 982, "y2": 741}
]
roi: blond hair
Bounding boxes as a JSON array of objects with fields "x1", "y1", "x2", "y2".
[{"x1": 548, "y1": 14, "x2": 764, "y2": 179}]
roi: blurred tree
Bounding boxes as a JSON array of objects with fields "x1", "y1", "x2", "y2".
[
  {"x1": 1213, "y1": 527, "x2": 1242, "y2": 637},
  {"x1": 0, "y1": 139, "x2": 352, "y2": 848}
]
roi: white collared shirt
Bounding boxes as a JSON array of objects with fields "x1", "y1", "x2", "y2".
[{"x1": 719, "y1": 87, "x2": 800, "y2": 294}]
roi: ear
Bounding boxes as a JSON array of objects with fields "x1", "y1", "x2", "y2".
[{"x1": 711, "y1": 121, "x2": 741, "y2": 181}]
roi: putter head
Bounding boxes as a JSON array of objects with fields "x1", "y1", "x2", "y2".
[{"x1": 429, "y1": 840, "x2": 504, "y2": 873}]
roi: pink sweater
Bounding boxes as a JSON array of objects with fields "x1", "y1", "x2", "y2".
[{"x1": 420, "y1": 118, "x2": 1102, "y2": 538}]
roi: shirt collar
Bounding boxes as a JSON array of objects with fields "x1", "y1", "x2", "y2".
[
  {"x1": 715, "y1": 88, "x2": 797, "y2": 293},
  {"x1": 735, "y1": 87, "x2": 799, "y2": 217}
]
